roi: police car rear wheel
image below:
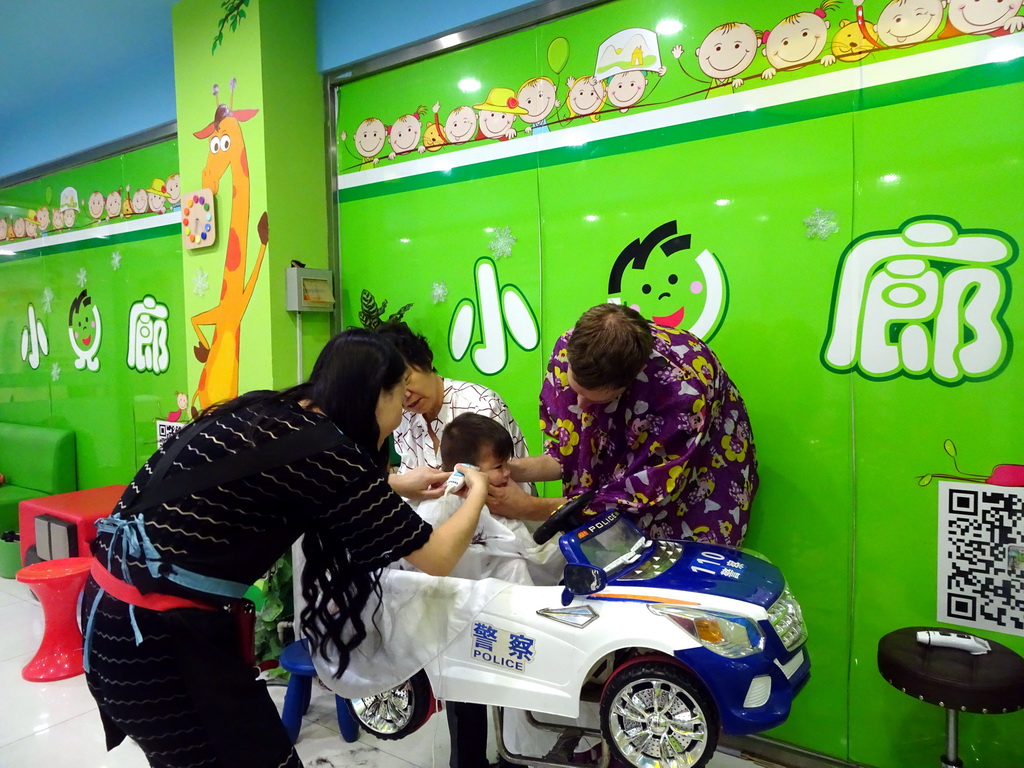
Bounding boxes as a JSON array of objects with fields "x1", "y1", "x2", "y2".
[
  {"x1": 346, "y1": 670, "x2": 432, "y2": 740},
  {"x1": 600, "y1": 661, "x2": 718, "y2": 768}
]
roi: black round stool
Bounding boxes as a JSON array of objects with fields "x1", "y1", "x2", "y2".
[{"x1": 878, "y1": 627, "x2": 1024, "y2": 768}]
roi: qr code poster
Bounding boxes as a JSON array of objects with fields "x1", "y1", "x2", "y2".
[
  {"x1": 938, "y1": 481, "x2": 1024, "y2": 636},
  {"x1": 156, "y1": 419, "x2": 186, "y2": 448}
]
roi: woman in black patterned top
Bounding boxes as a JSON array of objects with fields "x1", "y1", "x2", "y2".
[{"x1": 80, "y1": 329, "x2": 488, "y2": 768}]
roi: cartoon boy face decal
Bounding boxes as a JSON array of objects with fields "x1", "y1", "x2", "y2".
[
  {"x1": 354, "y1": 118, "x2": 387, "y2": 159},
  {"x1": 132, "y1": 188, "x2": 148, "y2": 214},
  {"x1": 947, "y1": 0, "x2": 1023, "y2": 34},
  {"x1": 608, "y1": 221, "x2": 727, "y2": 340},
  {"x1": 105, "y1": 190, "x2": 122, "y2": 220},
  {"x1": 25, "y1": 218, "x2": 37, "y2": 238},
  {"x1": 166, "y1": 174, "x2": 181, "y2": 206},
  {"x1": 63, "y1": 208, "x2": 77, "y2": 229},
  {"x1": 697, "y1": 23, "x2": 760, "y2": 79},
  {"x1": 12, "y1": 218, "x2": 26, "y2": 238},
  {"x1": 517, "y1": 78, "x2": 558, "y2": 125},
  {"x1": 763, "y1": 12, "x2": 831, "y2": 70},
  {"x1": 0, "y1": 219, "x2": 7, "y2": 239},
  {"x1": 567, "y1": 75, "x2": 606, "y2": 118},
  {"x1": 68, "y1": 289, "x2": 102, "y2": 371},
  {"x1": 389, "y1": 113, "x2": 423, "y2": 155},
  {"x1": 148, "y1": 190, "x2": 167, "y2": 214},
  {"x1": 444, "y1": 107, "x2": 478, "y2": 144},
  {"x1": 606, "y1": 70, "x2": 649, "y2": 109},
  {"x1": 88, "y1": 191, "x2": 105, "y2": 222},
  {"x1": 876, "y1": 0, "x2": 946, "y2": 46},
  {"x1": 478, "y1": 109, "x2": 516, "y2": 139},
  {"x1": 37, "y1": 206, "x2": 50, "y2": 232}
]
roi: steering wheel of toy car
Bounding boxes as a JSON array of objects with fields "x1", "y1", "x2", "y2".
[{"x1": 532, "y1": 490, "x2": 597, "y2": 545}]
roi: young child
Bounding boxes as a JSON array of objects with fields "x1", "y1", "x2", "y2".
[{"x1": 413, "y1": 412, "x2": 562, "y2": 585}]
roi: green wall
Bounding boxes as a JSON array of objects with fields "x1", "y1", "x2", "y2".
[
  {"x1": 0, "y1": 142, "x2": 187, "y2": 486},
  {"x1": 334, "y1": 1, "x2": 1024, "y2": 765}
]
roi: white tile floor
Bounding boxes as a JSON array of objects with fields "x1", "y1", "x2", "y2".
[{"x1": 0, "y1": 575, "x2": 771, "y2": 768}]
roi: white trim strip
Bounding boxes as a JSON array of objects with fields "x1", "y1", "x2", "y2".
[{"x1": 0, "y1": 211, "x2": 180, "y2": 255}]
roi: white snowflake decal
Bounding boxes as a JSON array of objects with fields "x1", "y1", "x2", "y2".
[
  {"x1": 41, "y1": 287, "x2": 54, "y2": 314},
  {"x1": 75, "y1": 267, "x2": 88, "y2": 288},
  {"x1": 488, "y1": 226, "x2": 517, "y2": 259},
  {"x1": 193, "y1": 268, "x2": 209, "y2": 297},
  {"x1": 51, "y1": 362, "x2": 61, "y2": 382},
  {"x1": 432, "y1": 282, "x2": 448, "y2": 304},
  {"x1": 111, "y1": 251, "x2": 122, "y2": 270},
  {"x1": 804, "y1": 208, "x2": 840, "y2": 240}
]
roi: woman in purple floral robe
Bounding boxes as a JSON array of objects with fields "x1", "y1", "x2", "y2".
[{"x1": 490, "y1": 303, "x2": 757, "y2": 545}]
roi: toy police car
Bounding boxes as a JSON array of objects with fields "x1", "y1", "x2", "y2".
[{"x1": 347, "y1": 493, "x2": 809, "y2": 768}]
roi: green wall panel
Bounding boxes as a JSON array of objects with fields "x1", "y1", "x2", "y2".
[{"x1": 335, "y1": 1, "x2": 1024, "y2": 765}]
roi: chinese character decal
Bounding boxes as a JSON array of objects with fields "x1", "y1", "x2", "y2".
[
  {"x1": 449, "y1": 256, "x2": 539, "y2": 375},
  {"x1": 127, "y1": 295, "x2": 170, "y2": 375},
  {"x1": 20, "y1": 304, "x2": 49, "y2": 370},
  {"x1": 822, "y1": 216, "x2": 1016, "y2": 385}
]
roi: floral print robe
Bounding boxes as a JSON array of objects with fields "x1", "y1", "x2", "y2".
[{"x1": 540, "y1": 325, "x2": 757, "y2": 545}]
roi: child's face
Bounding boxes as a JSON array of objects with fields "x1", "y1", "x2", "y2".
[{"x1": 476, "y1": 449, "x2": 511, "y2": 488}]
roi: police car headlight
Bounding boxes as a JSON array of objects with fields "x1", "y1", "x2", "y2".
[{"x1": 649, "y1": 604, "x2": 764, "y2": 658}]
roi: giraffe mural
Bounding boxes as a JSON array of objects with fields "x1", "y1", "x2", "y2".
[{"x1": 190, "y1": 78, "x2": 269, "y2": 417}]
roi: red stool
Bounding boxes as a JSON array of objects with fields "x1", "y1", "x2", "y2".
[{"x1": 16, "y1": 557, "x2": 93, "y2": 681}]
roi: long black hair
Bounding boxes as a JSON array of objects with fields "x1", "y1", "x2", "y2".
[
  {"x1": 295, "y1": 329, "x2": 406, "y2": 676},
  {"x1": 198, "y1": 328, "x2": 407, "y2": 676}
]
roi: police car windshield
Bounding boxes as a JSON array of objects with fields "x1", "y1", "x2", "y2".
[{"x1": 579, "y1": 516, "x2": 649, "y2": 576}]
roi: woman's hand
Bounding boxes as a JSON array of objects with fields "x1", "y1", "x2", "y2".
[
  {"x1": 454, "y1": 463, "x2": 488, "y2": 499},
  {"x1": 388, "y1": 465, "x2": 448, "y2": 501}
]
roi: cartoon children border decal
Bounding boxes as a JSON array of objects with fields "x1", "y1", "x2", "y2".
[
  {"x1": 189, "y1": 79, "x2": 269, "y2": 416},
  {"x1": 337, "y1": 1, "x2": 1024, "y2": 177}
]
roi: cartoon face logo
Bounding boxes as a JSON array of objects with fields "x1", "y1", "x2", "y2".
[
  {"x1": 37, "y1": 206, "x2": 50, "y2": 231},
  {"x1": 0, "y1": 219, "x2": 7, "y2": 239},
  {"x1": 25, "y1": 219, "x2": 37, "y2": 238},
  {"x1": 444, "y1": 107, "x2": 477, "y2": 144},
  {"x1": 354, "y1": 118, "x2": 387, "y2": 159},
  {"x1": 478, "y1": 110, "x2": 515, "y2": 139},
  {"x1": 697, "y1": 23, "x2": 760, "y2": 78},
  {"x1": 88, "y1": 192, "x2": 105, "y2": 222},
  {"x1": 105, "y1": 190, "x2": 122, "y2": 219},
  {"x1": 567, "y1": 76, "x2": 606, "y2": 117},
  {"x1": 68, "y1": 289, "x2": 102, "y2": 371},
  {"x1": 608, "y1": 221, "x2": 727, "y2": 341},
  {"x1": 831, "y1": 18, "x2": 874, "y2": 61},
  {"x1": 763, "y1": 12, "x2": 830, "y2": 69},
  {"x1": 13, "y1": 218, "x2": 26, "y2": 238},
  {"x1": 177, "y1": 391, "x2": 188, "y2": 410},
  {"x1": 518, "y1": 78, "x2": 557, "y2": 124},
  {"x1": 63, "y1": 208, "x2": 77, "y2": 229},
  {"x1": 876, "y1": 0, "x2": 945, "y2": 46},
  {"x1": 606, "y1": 70, "x2": 648, "y2": 109},
  {"x1": 389, "y1": 113, "x2": 423, "y2": 154}
]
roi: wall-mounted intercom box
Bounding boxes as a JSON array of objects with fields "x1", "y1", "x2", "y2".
[{"x1": 285, "y1": 267, "x2": 335, "y2": 312}]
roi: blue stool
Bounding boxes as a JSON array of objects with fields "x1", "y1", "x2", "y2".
[{"x1": 278, "y1": 640, "x2": 359, "y2": 743}]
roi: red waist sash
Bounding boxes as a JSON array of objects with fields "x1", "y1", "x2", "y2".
[{"x1": 90, "y1": 559, "x2": 216, "y2": 611}]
